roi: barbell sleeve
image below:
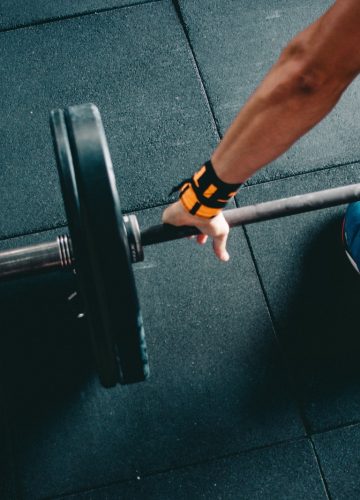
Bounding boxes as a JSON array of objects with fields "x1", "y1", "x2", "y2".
[
  {"x1": 140, "y1": 183, "x2": 360, "y2": 246},
  {"x1": 0, "y1": 235, "x2": 73, "y2": 280}
]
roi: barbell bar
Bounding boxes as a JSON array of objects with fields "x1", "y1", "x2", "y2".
[
  {"x1": 1, "y1": 103, "x2": 359, "y2": 389},
  {"x1": 2, "y1": 182, "x2": 360, "y2": 277}
]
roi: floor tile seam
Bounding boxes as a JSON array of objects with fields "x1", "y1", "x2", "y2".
[
  {"x1": 0, "y1": 0, "x2": 163, "y2": 34},
  {"x1": 171, "y1": 0, "x2": 222, "y2": 141},
  {"x1": 308, "y1": 437, "x2": 332, "y2": 499},
  {"x1": 0, "y1": 222, "x2": 68, "y2": 243},
  {"x1": 0, "y1": 200, "x2": 168, "y2": 242},
  {"x1": 48, "y1": 436, "x2": 307, "y2": 500},
  {"x1": 243, "y1": 159, "x2": 360, "y2": 190},
  {"x1": 311, "y1": 419, "x2": 360, "y2": 437},
  {"x1": 0, "y1": 201, "x2": 163, "y2": 241},
  {"x1": 4, "y1": 151, "x2": 358, "y2": 242},
  {"x1": 0, "y1": 387, "x2": 19, "y2": 500},
  {"x1": 241, "y1": 222, "x2": 311, "y2": 437}
]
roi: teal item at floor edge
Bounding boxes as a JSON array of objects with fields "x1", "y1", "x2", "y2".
[{"x1": 343, "y1": 201, "x2": 360, "y2": 273}]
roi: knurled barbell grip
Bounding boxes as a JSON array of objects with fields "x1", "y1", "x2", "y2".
[
  {"x1": 0, "y1": 234, "x2": 73, "y2": 281},
  {"x1": 140, "y1": 183, "x2": 360, "y2": 246}
]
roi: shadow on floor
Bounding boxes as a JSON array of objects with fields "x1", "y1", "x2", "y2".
[
  {"x1": 276, "y1": 216, "x2": 360, "y2": 426},
  {"x1": 0, "y1": 251, "x2": 304, "y2": 499},
  {"x1": 0, "y1": 270, "x2": 94, "y2": 427}
]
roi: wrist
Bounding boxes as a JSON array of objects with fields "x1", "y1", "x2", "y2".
[
  {"x1": 210, "y1": 153, "x2": 239, "y2": 185},
  {"x1": 173, "y1": 159, "x2": 241, "y2": 219}
]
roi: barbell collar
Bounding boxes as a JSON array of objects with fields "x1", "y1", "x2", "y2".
[{"x1": 140, "y1": 183, "x2": 360, "y2": 247}]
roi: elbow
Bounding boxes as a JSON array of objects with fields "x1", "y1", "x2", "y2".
[
  {"x1": 267, "y1": 62, "x2": 331, "y2": 107},
  {"x1": 280, "y1": 43, "x2": 328, "y2": 94},
  {"x1": 280, "y1": 41, "x2": 350, "y2": 97},
  {"x1": 293, "y1": 67, "x2": 328, "y2": 95},
  {"x1": 291, "y1": 62, "x2": 350, "y2": 101},
  {"x1": 257, "y1": 37, "x2": 352, "y2": 111}
]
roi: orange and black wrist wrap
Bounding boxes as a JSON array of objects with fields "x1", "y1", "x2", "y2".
[{"x1": 170, "y1": 160, "x2": 241, "y2": 218}]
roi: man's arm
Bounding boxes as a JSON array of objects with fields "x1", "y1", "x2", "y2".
[
  {"x1": 163, "y1": 0, "x2": 360, "y2": 261},
  {"x1": 212, "y1": 0, "x2": 360, "y2": 183}
]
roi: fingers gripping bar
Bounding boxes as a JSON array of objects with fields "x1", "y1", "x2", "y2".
[{"x1": 141, "y1": 183, "x2": 360, "y2": 246}]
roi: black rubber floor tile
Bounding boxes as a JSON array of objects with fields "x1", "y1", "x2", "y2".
[
  {"x1": 313, "y1": 424, "x2": 360, "y2": 500},
  {"x1": 178, "y1": 0, "x2": 360, "y2": 183},
  {"x1": 0, "y1": 0, "x2": 156, "y2": 29},
  {"x1": 66, "y1": 439, "x2": 327, "y2": 500},
  {"x1": 0, "y1": 0, "x2": 218, "y2": 239},
  {"x1": 2, "y1": 210, "x2": 303, "y2": 499},
  {"x1": 236, "y1": 163, "x2": 360, "y2": 432}
]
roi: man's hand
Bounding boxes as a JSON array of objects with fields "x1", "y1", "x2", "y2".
[{"x1": 162, "y1": 201, "x2": 230, "y2": 262}]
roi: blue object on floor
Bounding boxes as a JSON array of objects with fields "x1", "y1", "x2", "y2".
[{"x1": 343, "y1": 201, "x2": 360, "y2": 273}]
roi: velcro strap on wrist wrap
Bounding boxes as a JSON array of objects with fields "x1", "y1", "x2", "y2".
[{"x1": 170, "y1": 160, "x2": 241, "y2": 218}]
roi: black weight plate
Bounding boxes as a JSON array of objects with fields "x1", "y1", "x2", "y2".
[
  {"x1": 50, "y1": 107, "x2": 120, "y2": 387},
  {"x1": 64, "y1": 103, "x2": 149, "y2": 385}
]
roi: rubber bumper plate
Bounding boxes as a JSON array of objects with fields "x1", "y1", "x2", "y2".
[{"x1": 50, "y1": 103, "x2": 149, "y2": 387}]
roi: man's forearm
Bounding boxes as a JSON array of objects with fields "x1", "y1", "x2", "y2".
[
  {"x1": 212, "y1": 0, "x2": 360, "y2": 184},
  {"x1": 211, "y1": 57, "x2": 347, "y2": 184}
]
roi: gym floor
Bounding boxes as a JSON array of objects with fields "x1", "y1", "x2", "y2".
[{"x1": 1, "y1": 0, "x2": 360, "y2": 498}]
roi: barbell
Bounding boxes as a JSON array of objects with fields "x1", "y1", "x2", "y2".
[{"x1": 1, "y1": 103, "x2": 360, "y2": 388}]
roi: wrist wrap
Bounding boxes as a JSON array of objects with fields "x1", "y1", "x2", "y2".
[{"x1": 170, "y1": 160, "x2": 241, "y2": 218}]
